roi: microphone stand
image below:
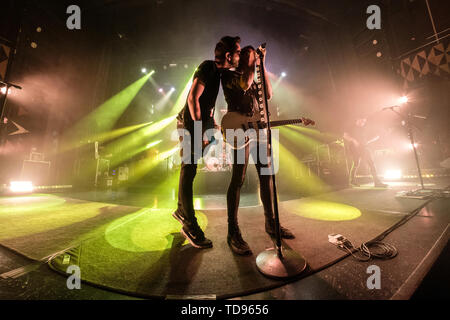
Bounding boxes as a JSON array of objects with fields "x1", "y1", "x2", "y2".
[
  {"x1": 255, "y1": 46, "x2": 307, "y2": 279},
  {"x1": 386, "y1": 108, "x2": 450, "y2": 199},
  {"x1": 389, "y1": 108, "x2": 425, "y2": 190}
]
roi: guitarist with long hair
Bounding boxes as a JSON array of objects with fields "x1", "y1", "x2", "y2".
[{"x1": 221, "y1": 45, "x2": 295, "y2": 256}]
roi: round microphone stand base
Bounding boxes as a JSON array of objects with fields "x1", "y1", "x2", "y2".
[{"x1": 256, "y1": 247, "x2": 307, "y2": 279}]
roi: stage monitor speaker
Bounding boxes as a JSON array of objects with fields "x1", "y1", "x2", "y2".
[{"x1": 21, "y1": 160, "x2": 51, "y2": 185}]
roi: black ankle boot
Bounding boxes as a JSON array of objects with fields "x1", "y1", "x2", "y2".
[
  {"x1": 227, "y1": 227, "x2": 252, "y2": 256},
  {"x1": 265, "y1": 220, "x2": 295, "y2": 239}
]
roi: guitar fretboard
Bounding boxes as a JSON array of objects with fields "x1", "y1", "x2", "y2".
[{"x1": 269, "y1": 119, "x2": 303, "y2": 128}]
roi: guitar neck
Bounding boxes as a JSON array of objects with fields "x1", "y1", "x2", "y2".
[{"x1": 269, "y1": 119, "x2": 303, "y2": 128}]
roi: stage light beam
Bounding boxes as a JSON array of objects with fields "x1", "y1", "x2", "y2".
[{"x1": 63, "y1": 72, "x2": 153, "y2": 145}]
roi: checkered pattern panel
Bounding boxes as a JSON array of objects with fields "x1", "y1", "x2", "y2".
[
  {"x1": 0, "y1": 43, "x2": 11, "y2": 82},
  {"x1": 397, "y1": 39, "x2": 449, "y2": 88}
]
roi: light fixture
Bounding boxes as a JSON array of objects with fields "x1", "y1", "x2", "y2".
[
  {"x1": 10, "y1": 181, "x2": 34, "y2": 193},
  {"x1": 384, "y1": 169, "x2": 402, "y2": 180},
  {"x1": 408, "y1": 143, "x2": 418, "y2": 150},
  {"x1": 398, "y1": 96, "x2": 408, "y2": 105}
]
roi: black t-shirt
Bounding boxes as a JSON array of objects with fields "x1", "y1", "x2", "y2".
[
  {"x1": 344, "y1": 120, "x2": 368, "y2": 149},
  {"x1": 177, "y1": 60, "x2": 221, "y2": 130},
  {"x1": 221, "y1": 69, "x2": 259, "y2": 116}
]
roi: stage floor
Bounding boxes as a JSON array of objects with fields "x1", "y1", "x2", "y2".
[{"x1": 0, "y1": 179, "x2": 449, "y2": 299}]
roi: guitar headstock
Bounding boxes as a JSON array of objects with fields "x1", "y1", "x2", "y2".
[{"x1": 302, "y1": 117, "x2": 315, "y2": 126}]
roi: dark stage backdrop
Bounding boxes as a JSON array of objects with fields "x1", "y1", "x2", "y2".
[{"x1": 0, "y1": 1, "x2": 119, "y2": 185}]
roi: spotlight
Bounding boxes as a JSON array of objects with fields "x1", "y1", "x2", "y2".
[
  {"x1": 10, "y1": 181, "x2": 34, "y2": 193},
  {"x1": 146, "y1": 140, "x2": 162, "y2": 149},
  {"x1": 141, "y1": 68, "x2": 147, "y2": 74},
  {"x1": 408, "y1": 143, "x2": 418, "y2": 150},
  {"x1": 384, "y1": 169, "x2": 402, "y2": 180},
  {"x1": 158, "y1": 88, "x2": 164, "y2": 93},
  {"x1": 398, "y1": 96, "x2": 408, "y2": 105},
  {"x1": 281, "y1": 72, "x2": 286, "y2": 77},
  {"x1": 0, "y1": 87, "x2": 11, "y2": 95},
  {"x1": 170, "y1": 87, "x2": 175, "y2": 92}
]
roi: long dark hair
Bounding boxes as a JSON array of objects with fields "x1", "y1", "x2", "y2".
[{"x1": 237, "y1": 45, "x2": 255, "y2": 71}]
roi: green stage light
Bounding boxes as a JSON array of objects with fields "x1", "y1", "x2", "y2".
[
  {"x1": 62, "y1": 73, "x2": 153, "y2": 150},
  {"x1": 286, "y1": 125, "x2": 340, "y2": 144},
  {"x1": 273, "y1": 138, "x2": 330, "y2": 195},
  {"x1": 154, "y1": 87, "x2": 175, "y2": 110},
  {"x1": 105, "y1": 208, "x2": 208, "y2": 252},
  {"x1": 0, "y1": 194, "x2": 115, "y2": 239},
  {"x1": 169, "y1": 70, "x2": 195, "y2": 116},
  {"x1": 87, "y1": 72, "x2": 152, "y2": 132},
  {"x1": 0, "y1": 194, "x2": 66, "y2": 214},
  {"x1": 104, "y1": 115, "x2": 177, "y2": 168},
  {"x1": 146, "y1": 140, "x2": 162, "y2": 149},
  {"x1": 59, "y1": 122, "x2": 152, "y2": 154},
  {"x1": 280, "y1": 126, "x2": 322, "y2": 155},
  {"x1": 283, "y1": 199, "x2": 361, "y2": 221},
  {"x1": 124, "y1": 145, "x2": 179, "y2": 185},
  {"x1": 140, "y1": 114, "x2": 177, "y2": 136}
]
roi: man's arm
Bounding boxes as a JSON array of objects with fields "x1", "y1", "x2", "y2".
[
  {"x1": 187, "y1": 78, "x2": 205, "y2": 121},
  {"x1": 343, "y1": 132, "x2": 359, "y2": 146}
]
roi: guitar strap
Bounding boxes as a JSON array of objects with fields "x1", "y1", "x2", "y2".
[{"x1": 255, "y1": 62, "x2": 268, "y2": 124}]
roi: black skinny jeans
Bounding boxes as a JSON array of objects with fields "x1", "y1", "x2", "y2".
[
  {"x1": 227, "y1": 141, "x2": 275, "y2": 233},
  {"x1": 176, "y1": 121, "x2": 203, "y2": 227},
  {"x1": 347, "y1": 143, "x2": 379, "y2": 183}
]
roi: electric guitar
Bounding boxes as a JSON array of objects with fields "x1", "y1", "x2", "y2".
[{"x1": 221, "y1": 111, "x2": 315, "y2": 149}]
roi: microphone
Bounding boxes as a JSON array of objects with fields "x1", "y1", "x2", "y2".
[
  {"x1": 0, "y1": 80, "x2": 22, "y2": 90},
  {"x1": 256, "y1": 43, "x2": 266, "y2": 56},
  {"x1": 382, "y1": 105, "x2": 399, "y2": 111}
]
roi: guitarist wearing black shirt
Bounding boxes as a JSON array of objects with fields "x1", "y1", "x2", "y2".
[
  {"x1": 344, "y1": 117, "x2": 388, "y2": 188},
  {"x1": 221, "y1": 45, "x2": 295, "y2": 256},
  {"x1": 173, "y1": 36, "x2": 241, "y2": 249}
]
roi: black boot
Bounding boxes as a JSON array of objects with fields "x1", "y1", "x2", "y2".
[
  {"x1": 265, "y1": 219, "x2": 295, "y2": 239},
  {"x1": 349, "y1": 180, "x2": 360, "y2": 187},
  {"x1": 374, "y1": 180, "x2": 388, "y2": 188},
  {"x1": 227, "y1": 226, "x2": 252, "y2": 256}
]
